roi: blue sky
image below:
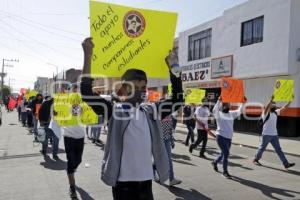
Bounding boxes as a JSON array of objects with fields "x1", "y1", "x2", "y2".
[{"x1": 0, "y1": 0, "x2": 248, "y2": 92}]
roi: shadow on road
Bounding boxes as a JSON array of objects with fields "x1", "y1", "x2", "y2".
[
  {"x1": 172, "y1": 159, "x2": 197, "y2": 167},
  {"x1": 172, "y1": 153, "x2": 191, "y2": 161},
  {"x1": 262, "y1": 165, "x2": 300, "y2": 176},
  {"x1": 231, "y1": 176, "x2": 300, "y2": 200},
  {"x1": 76, "y1": 187, "x2": 95, "y2": 200},
  {"x1": 40, "y1": 155, "x2": 66, "y2": 171},
  {"x1": 94, "y1": 142, "x2": 105, "y2": 151},
  {"x1": 162, "y1": 185, "x2": 212, "y2": 200},
  {"x1": 8, "y1": 123, "x2": 18, "y2": 126}
]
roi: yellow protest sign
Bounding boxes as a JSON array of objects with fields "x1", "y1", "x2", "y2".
[
  {"x1": 90, "y1": 1, "x2": 177, "y2": 78},
  {"x1": 168, "y1": 84, "x2": 172, "y2": 96},
  {"x1": 25, "y1": 90, "x2": 38, "y2": 100},
  {"x1": 53, "y1": 93, "x2": 98, "y2": 126},
  {"x1": 185, "y1": 88, "x2": 206, "y2": 104},
  {"x1": 273, "y1": 80, "x2": 294, "y2": 102}
]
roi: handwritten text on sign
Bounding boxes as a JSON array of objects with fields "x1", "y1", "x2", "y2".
[{"x1": 90, "y1": 1, "x2": 177, "y2": 78}]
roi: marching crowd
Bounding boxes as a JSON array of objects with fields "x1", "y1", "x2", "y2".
[{"x1": 1, "y1": 38, "x2": 295, "y2": 200}]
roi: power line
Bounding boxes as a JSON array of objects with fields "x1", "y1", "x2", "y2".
[
  {"x1": 0, "y1": 9, "x2": 86, "y2": 37},
  {"x1": 0, "y1": 19, "x2": 82, "y2": 62},
  {"x1": 0, "y1": 24, "x2": 54, "y2": 63},
  {"x1": 0, "y1": 12, "x2": 83, "y2": 42}
]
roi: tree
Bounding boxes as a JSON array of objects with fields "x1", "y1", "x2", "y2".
[{"x1": 2, "y1": 85, "x2": 11, "y2": 97}]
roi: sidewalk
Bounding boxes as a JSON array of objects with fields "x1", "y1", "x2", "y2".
[{"x1": 176, "y1": 123, "x2": 300, "y2": 156}]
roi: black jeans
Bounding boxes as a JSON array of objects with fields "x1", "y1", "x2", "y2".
[
  {"x1": 112, "y1": 180, "x2": 154, "y2": 200},
  {"x1": 191, "y1": 129, "x2": 208, "y2": 156},
  {"x1": 64, "y1": 137, "x2": 84, "y2": 174},
  {"x1": 185, "y1": 123, "x2": 195, "y2": 145}
]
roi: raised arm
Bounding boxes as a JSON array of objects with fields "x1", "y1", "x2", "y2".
[
  {"x1": 157, "y1": 71, "x2": 183, "y2": 120},
  {"x1": 264, "y1": 95, "x2": 274, "y2": 115},
  {"x1": 213, "y1": 99, "x2": 221, "y2": 118},
  {"x1": 230, "y1": 97, "x2": 247, "y2": 119},
  {"x1": 80, "y1": 38, "x2": 112, "y2": 120},
  {"x1": 277, "y1": 101, "x2": 291, "y2": 114},
  {"x1": 156, "y1": 50, "x2": 184, "y2": 120}
]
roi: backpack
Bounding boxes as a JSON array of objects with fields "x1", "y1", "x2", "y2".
[
  {"x1": 38, "y1": 98, "x2": 53, "y2": 126},
  {"x1": 258, "y1": 111, "x2": 277, "y2": 131}
]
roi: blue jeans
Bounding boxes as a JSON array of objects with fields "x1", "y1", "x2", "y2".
[
  {"x1": 32, "y1": 113, "x2": 38, "y2": 136},
  {"x1": 255, "y1": 135, "x2": 288, "y2": 166},
  {"x1": 214, "y1": 135, "x2": 232, "y2": 173},
  {"x1": 42, "y1": 127, "x2": 59, "y2": 156},
  {"x1": 91, "y1": 126, "x2": 101, "y2": 140},
  {"x1": 164, "y1": 139, "x2": 174, "y2": 181},
  {"x1": 185, "y1": 124, "x2": 195, "y2": 145},
  {"x1": 21, "y1": 112, "x2": 27, "y2": 126}
]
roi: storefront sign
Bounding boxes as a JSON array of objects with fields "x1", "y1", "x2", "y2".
[
  {"x1": 211, "y1": 55, "x2": 233, "y2": 79},
  {"x1": 181, "y1": 61, "x2": 211, "y2": 83}
]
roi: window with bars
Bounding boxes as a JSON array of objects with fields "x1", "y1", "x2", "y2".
[
  {"x1": 188, "y1": 28, "x2": 212, "y2": 61},
  {"x1": 241, "y1": 16, "x2": 264, "y2": 46}
]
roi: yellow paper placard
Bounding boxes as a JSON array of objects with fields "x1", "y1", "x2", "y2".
[
  {"x1": 25, "y1": 90, "x2": 38, "y2": 100},
  {"x1": 273, "y1": 80, "x2": 294, "y2": 102},
  {"x1": 90, "y1": 1, "x2": 177, "y2": 78},
  {"x1": 167, "y1": 84, "x2": 172, "y2": 96},
  {"x1": 185, "y1": 88, "x2": 206, "y2": 104},
  {"x1": 53, "y1": 93, "x2": 98, "y2": 126}
]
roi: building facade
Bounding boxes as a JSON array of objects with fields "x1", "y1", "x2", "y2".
[
  {"x1": 34, "y1": 77, "x2": 49, "y2": 95},
  {"x1": 178, "y1": 0, "x2": 300, "y2": 136}
]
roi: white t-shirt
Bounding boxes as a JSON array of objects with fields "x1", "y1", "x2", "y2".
[
  {"x1": 61, "y1": 125, "x2": 85, "y2": 139},
  {"x1": 262, "y1": 109, "x2": 280, "y2": 136},
  {"x1": 194, "y1": 106, "x2": 210, "y2": 130},
  {"x1": 118, "y1": 107, "x2": 154, "y2": 182},
  {"x1": 213, "y1": 100, "x2": 243, "y2": 139}
]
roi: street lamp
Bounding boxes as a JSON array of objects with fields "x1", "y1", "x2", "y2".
[{"x1": 46, "y1": 62, "x2": 59, "y2": 77}]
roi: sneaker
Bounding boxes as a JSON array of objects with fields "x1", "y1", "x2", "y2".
[
  {"x1": 69, "y1": 186, "x2": 77, "y2": 198},
  {"x1": 95, "y1": 139, "x2": 102, "y2": 144},
  {"x1": 189, "y1": 145, "x2": 193, "y2": 153},
  {"x1": 253, "y1": 159, "x2": 262, "y2": 166},
  {"x1": 211, "y1": 162, "x2": 218, "y2": 172},
  {"x1": 53, "y1": 155, "x2": 59, "y2": 161},
  {"x1": 285, "y1": 163, "x2": 295, "y2": 169},
  {"x1": 91, "y1": 139, "x2": 96, "y2": 144},
  {"x1": 223, "y1": 172, "x2": 232, "y2": 179},
  {"x1": 199, "y1": 154, "x2": 207, "y2": 159},
  {"x1": 169, "y1": 178, "x2": 182, "y2": 186}
]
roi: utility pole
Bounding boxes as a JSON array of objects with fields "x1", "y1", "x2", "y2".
[
  {"x1": 8, "y1": 77, "x2": 15, "y2": 90},
  {"x1": 1, "y1": 59, "x2": 19, "y2": 101}
]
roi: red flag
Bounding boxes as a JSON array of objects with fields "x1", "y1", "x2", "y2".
[
  {"x1": 19, "y1": 88, "x2": 27, "y2": 95},
  {"x1": 8, "y1": 97, "x2": 17, "y2": 111},
  {"x1": 17, "y1": 95, "x2": 23, "y2": 106}
]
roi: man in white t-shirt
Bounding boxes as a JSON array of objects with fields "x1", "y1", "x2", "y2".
[
  {"x1": 189, "y1": 98, "x2": 210, "y2": 158},
  {"x1": 253, "y1": 95, "x2": 295, "y2": 169}
]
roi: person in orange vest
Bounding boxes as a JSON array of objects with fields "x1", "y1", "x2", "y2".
[{"x1": 29, "y1": 94, "x2": 43, "y2": 139}]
